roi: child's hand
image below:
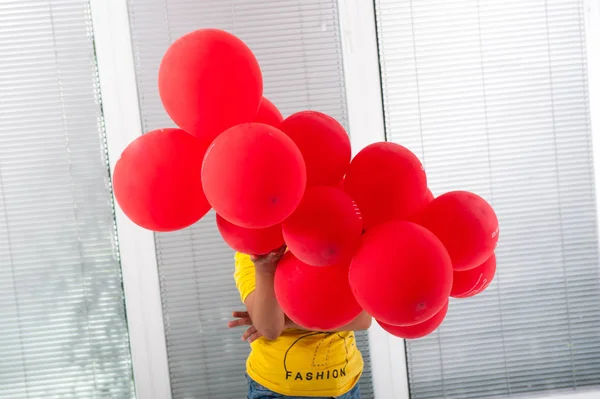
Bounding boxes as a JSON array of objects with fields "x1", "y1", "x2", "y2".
[
  {"x1": 251, "y1": 245, "x2": 286, "y2": 274},
  {"x1": 241, "y1": 325, "x2": 262, "y2": 343},
  {"x1": 228, "y1": 311, "x2": 263, "y2": 343}
]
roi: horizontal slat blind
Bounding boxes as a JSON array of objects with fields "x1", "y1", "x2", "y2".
[
  {"x1": 126, "y1": 1, "x2": 373, "y2": 398},
  {"x1": 0, "y1": 1, "x2": 134, "y2": 398},
  {"x1": 375, "y1": 0, "x2": 600, "y2": 398}
]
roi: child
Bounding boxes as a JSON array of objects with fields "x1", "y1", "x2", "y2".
[{"x1": 228, "y1": 247, "x2": 371, "y2": 398}]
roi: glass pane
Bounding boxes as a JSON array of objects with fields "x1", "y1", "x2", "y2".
[
  {"x1": 127, "y1": 1, "x2": 374, "y2": 397},
  {"x1": 0, "y1": 1, "x2": 134, "y2": 397},
  {"x1": 375, "y1": 0, "x2": 600, "y2": 398}
]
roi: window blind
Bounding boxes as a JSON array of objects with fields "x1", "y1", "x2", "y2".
[
  {"x1": 375, "y1": 0, "x2": 600, "y2": 398},
  {"x1": 0, "y1": 1, "x2": 134, "y2": 398},
  {"x1": 126, "y1": 1, "x2": 373, "y2": 398}
]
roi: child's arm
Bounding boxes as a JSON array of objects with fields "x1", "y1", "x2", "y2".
[
  {"x1": 230, "y1": 310, "x2": 372, "y2": 343},
  {"x1": 243, "y1": 247, "x2": 287, "y2": 341}
]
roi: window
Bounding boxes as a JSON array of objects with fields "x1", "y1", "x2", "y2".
[
  {"x1": 0, "y1": 1, "x2": 133, "y2": 398},
  {"x1": 4, "y1": 0, "x2": 598, "y2": 397},
  {"x1": 374, "y1": 0, "x2": 600, "y2": 398},
  {"x1": 125, "y1": 1, "x2": 374, "y2": 397}
]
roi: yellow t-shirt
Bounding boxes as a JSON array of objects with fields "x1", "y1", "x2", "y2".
[{"x1": 234, "y1": 252, "x2": 363, "y2": 397}]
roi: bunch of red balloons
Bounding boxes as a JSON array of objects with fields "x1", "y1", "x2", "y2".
[{"x1": 113, "y1": 29, "x2": 499, "y2": 340}]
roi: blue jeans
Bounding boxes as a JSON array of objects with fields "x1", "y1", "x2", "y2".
[{"x1": 246, "y1": 375, "x2": 360, "y2": 399}]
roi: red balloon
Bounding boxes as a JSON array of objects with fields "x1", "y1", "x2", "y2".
[
  {"x1": 158, "y1": 29, "x2": 263, "y2": 142},
  {"x1": 349, "y1": 221, "x2": 452, "y2": 326},
  {"x1": 274, "y1": 253, "x2": 362, "y2": 330},
  {"x1": 344, "y1": 142, "x2": 427, "y2": 230},
  {"x1": 451, "y1": 253, "x2": 496, "y2": 298},
  {"x1": 378, "y1": 301, "x2": 448, "y2": 339},
  {"x1": 202, "y1": 123, "x2": 306, "y2": 229},
  {"x1": 113, "y1": 128, "x2": 211, "y2": 231},
  {"x1": 216, "y1": 214, "x2": 284, "y2": 256},
  {"x1": 254, "y1": 97, "x2": 283, "y2": 128},
  {"x1": 280, "y1": 111, "x2": 351, "y2": 187},
  {"x1": 282, "y1": 186, "x2": 362, "y2": 266},
  {"x1": 416, "y1": 191, "x2": 499, "y2": 271},
  {"x1": 408, "y1": 188, "x2": 435, "y2": 222},
  {"x1": 354, "y1": 201, "x2": 363, "y2": 221},
  {"x1": 336, "y1": 179, "x2": 364, "y2": 221},
  {"x1": 425, "y1": 188, "x2": 434, "y2": 202}
]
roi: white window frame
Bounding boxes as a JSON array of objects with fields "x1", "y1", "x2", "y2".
[
  {"x1": 89, "y1": 0, "x2": 600, "y2": 398},
  {"x1": 89, "y1": 1, "x2": 172, "y2": 399},
  {"x1": 337, "y1": 0, "x2": 411, "y2": 398},
  {"x1": 339, "y1": 0, "x2": 600, "y2": 398}
]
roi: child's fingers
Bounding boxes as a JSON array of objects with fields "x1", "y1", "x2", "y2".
[
  {"x1": 228, "y1": 318, "x2": 251, "y2": 328},
  {"x1": 250, "y1": 253, "x2": 266, "y2": 262},
  {"x1": 266, "y1": 247, "x2": 285, "y2": 261},
  {"x1": 232, "y1": 311, "x2": 249, "y2": 318},
  {"x1": 242, "y1": 326, "x2": 262, "y2": 343},
  {"x1": 247, "y1": 331, "x2": 262, "y2": 344},
  {"x1": 242, "y1": 326, "x2": 257, "y2": 341},
  {"x1": 252, "y1": 245, "x2": 287, "y2": 263}
]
